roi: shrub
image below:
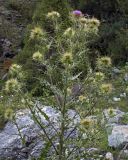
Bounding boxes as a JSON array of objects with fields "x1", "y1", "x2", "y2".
[
  {"x1": 2, "y1": 9, "x2": 128, "y2": 159},
  {"x1": 3, "y1": 10, "x2": 110, "y2": 159}
]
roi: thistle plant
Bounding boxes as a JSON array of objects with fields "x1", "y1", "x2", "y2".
[{"x1": 2, "y1": 10, "x2": 124, "y2": 160}]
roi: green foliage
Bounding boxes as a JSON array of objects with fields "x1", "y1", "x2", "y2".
[
  {"x1": 73, "y1": 0, "x2": 128, "y2": 64},
  {"x1": 120, "y1": 113, "x2": 128, "y2": 124},
  {"x1": 108, "y1": 29, "x2": 128, "y2": 63},
  {"x1": 0, "y1": 103, "x2": 6, "y2": 129},
  {"x1": 33, "y1": 0, "x2": 71, "y2": 28}
]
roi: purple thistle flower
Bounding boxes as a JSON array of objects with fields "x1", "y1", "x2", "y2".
[{"x1": 72, "y1": 10, "x2": 82, "y2": 16}]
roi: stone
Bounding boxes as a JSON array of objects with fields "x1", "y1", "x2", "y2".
[
  {"x1": 108, "y1": 125, "x2": 128, "y2": 148},
  {"x1": 103, "y1": 109, "x2": 125, "y2": 124},
  {"x1": 105, "y1": 152, "x2": 114, "y2": 160},
  {"x1": 120, "y1": 93, "x2": 126, "y2": 98},
  {"x1": 113, "y1": 97, "x2": 121, "y2": 102},
  {"x1": 112, "y1": 67, "x2": 121, "y2": 74}
]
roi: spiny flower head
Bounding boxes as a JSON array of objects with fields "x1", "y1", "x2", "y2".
[
  {"x1": 80, "y1": 118, "x2": 94, "y2": 129},
  {"x1": 47, "y1": 11, "x2": 60, "y2": 19},
  {"x1": 5, "y1": 79, "x2": 21, "y2": 93},
  {"x1": 30, "y1": 27, "x2": 43, "y2": 39},
  {"x1": 79, "y1": 95, "x2": 86, "y2": 102},
  {"x1": 95, "y1": 72, "x2": 105, "y2": 81},
  {"x1": 88, "y1": 18, "x2": 100, "y2": 27},
  {"x1": 9, "y1": 64, "x2": 22, "y2": 76},
  {"x1": 100, "y1": 83, "x2": 113, "y2": 94},
  {"x1": 61, "y1": 52, "x2": 73, "y2": 64},
  {"x1": 97, "y1": 56, "x2": 112, "y2": 69},
  {"x1": 32, "y1": 51, "x2": 43, "y2": 62},
  {"x1": 72, "y1": 10, "x2": 82, "y2": 17},
  {"x1": 79, "y1": 17, "x2": 88, "y2": 24},
  {"x1": 63, "y1": 27, "x2": 75, "y2": 37}
]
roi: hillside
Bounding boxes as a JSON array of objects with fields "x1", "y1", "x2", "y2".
[{"x1": 0, "y1": 0, "x2": 36, "y2": 78}]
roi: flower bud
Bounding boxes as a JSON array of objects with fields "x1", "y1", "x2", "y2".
[
  {"x1": 32, "y1": 51, "x2": 43, "y2": 62},
  {"x1": 100, "y1": 83, "x2": 113, "y2": 94},
  {"x1": 30, "y1": 27, "x2": 44, "y2": 39},
  {"x1": 5, "y1": 79, "x2": 21, "y2": 93},
  {"x1": 61, "y1": 52, "x2": 73, "y2": 64},
  {"x1": 72, "y1": 10, "x2": 82, "y2": 17},
  {"x1": 95, "y1": 72, "x2": 105, "y2": 81},
  {"x1": 9, "y1": 64, "x2": 22, "y2": 77},
  {"x1": 97, "y1": 56, "x2": 112, "y2": 69},
  {"x1": 47, "y1": 11, "x2": 60, "y2": 20},
  {"x1": 63, "y1": 27, "x2": 75, "y2": 37}
]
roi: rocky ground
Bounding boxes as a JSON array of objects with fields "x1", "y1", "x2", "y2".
[
  {"x1": 0, "y1": 103, "x2": 128, "y2": 160},
  {"x1": 0, "y1": 0, "x2": 36, "y2": 78},
  {"x1": 0, "y1": 0, "x2": 29, "y2": 50}
]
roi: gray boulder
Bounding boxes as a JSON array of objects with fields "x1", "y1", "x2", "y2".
[
  {"x1": 103, "y1": 109, "x2": 125, "y2": 124},
  {"x1": 105, "y1": 152, "x2": 114, "y2": 160},
  {"x1": 108, "y1": 125, "x2": 128, "y2": 148}
]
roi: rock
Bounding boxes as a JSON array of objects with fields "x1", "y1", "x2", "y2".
[
  {"x1": 105, "y1": 152, "x2": 114, "y2": 160},
  {"x1": 0, "y1": 105, "x2": 80, "y2": 160},
  {"x1": 113, "y1": 97, "x2": 121, "y2": 102},
  {"x1": 108, "y1": 125, "x2": 128, "y2": 148},
  {"x1": 120, "y1": 150, "x2": 128, "y2": 159},
  {"x1": 112, "y1": 67, "x2": 121, "y2": 74},
  {"x1": 120, "y1": 93, "x2": 126, "y2": 98},
  {"x1": 103, "y1": 109, "x2": 125, "y2": 124},
  {"x1": 124, "y1": 73, "x2": 128, "y2": 81}
]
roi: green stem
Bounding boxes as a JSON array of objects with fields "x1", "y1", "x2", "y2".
[
  {"x1": 13, "y1": 117, "x2": 25, "y2": 145},
  {"x1": 58, "y1": 68, "x2": 68, "y2": 160}
]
